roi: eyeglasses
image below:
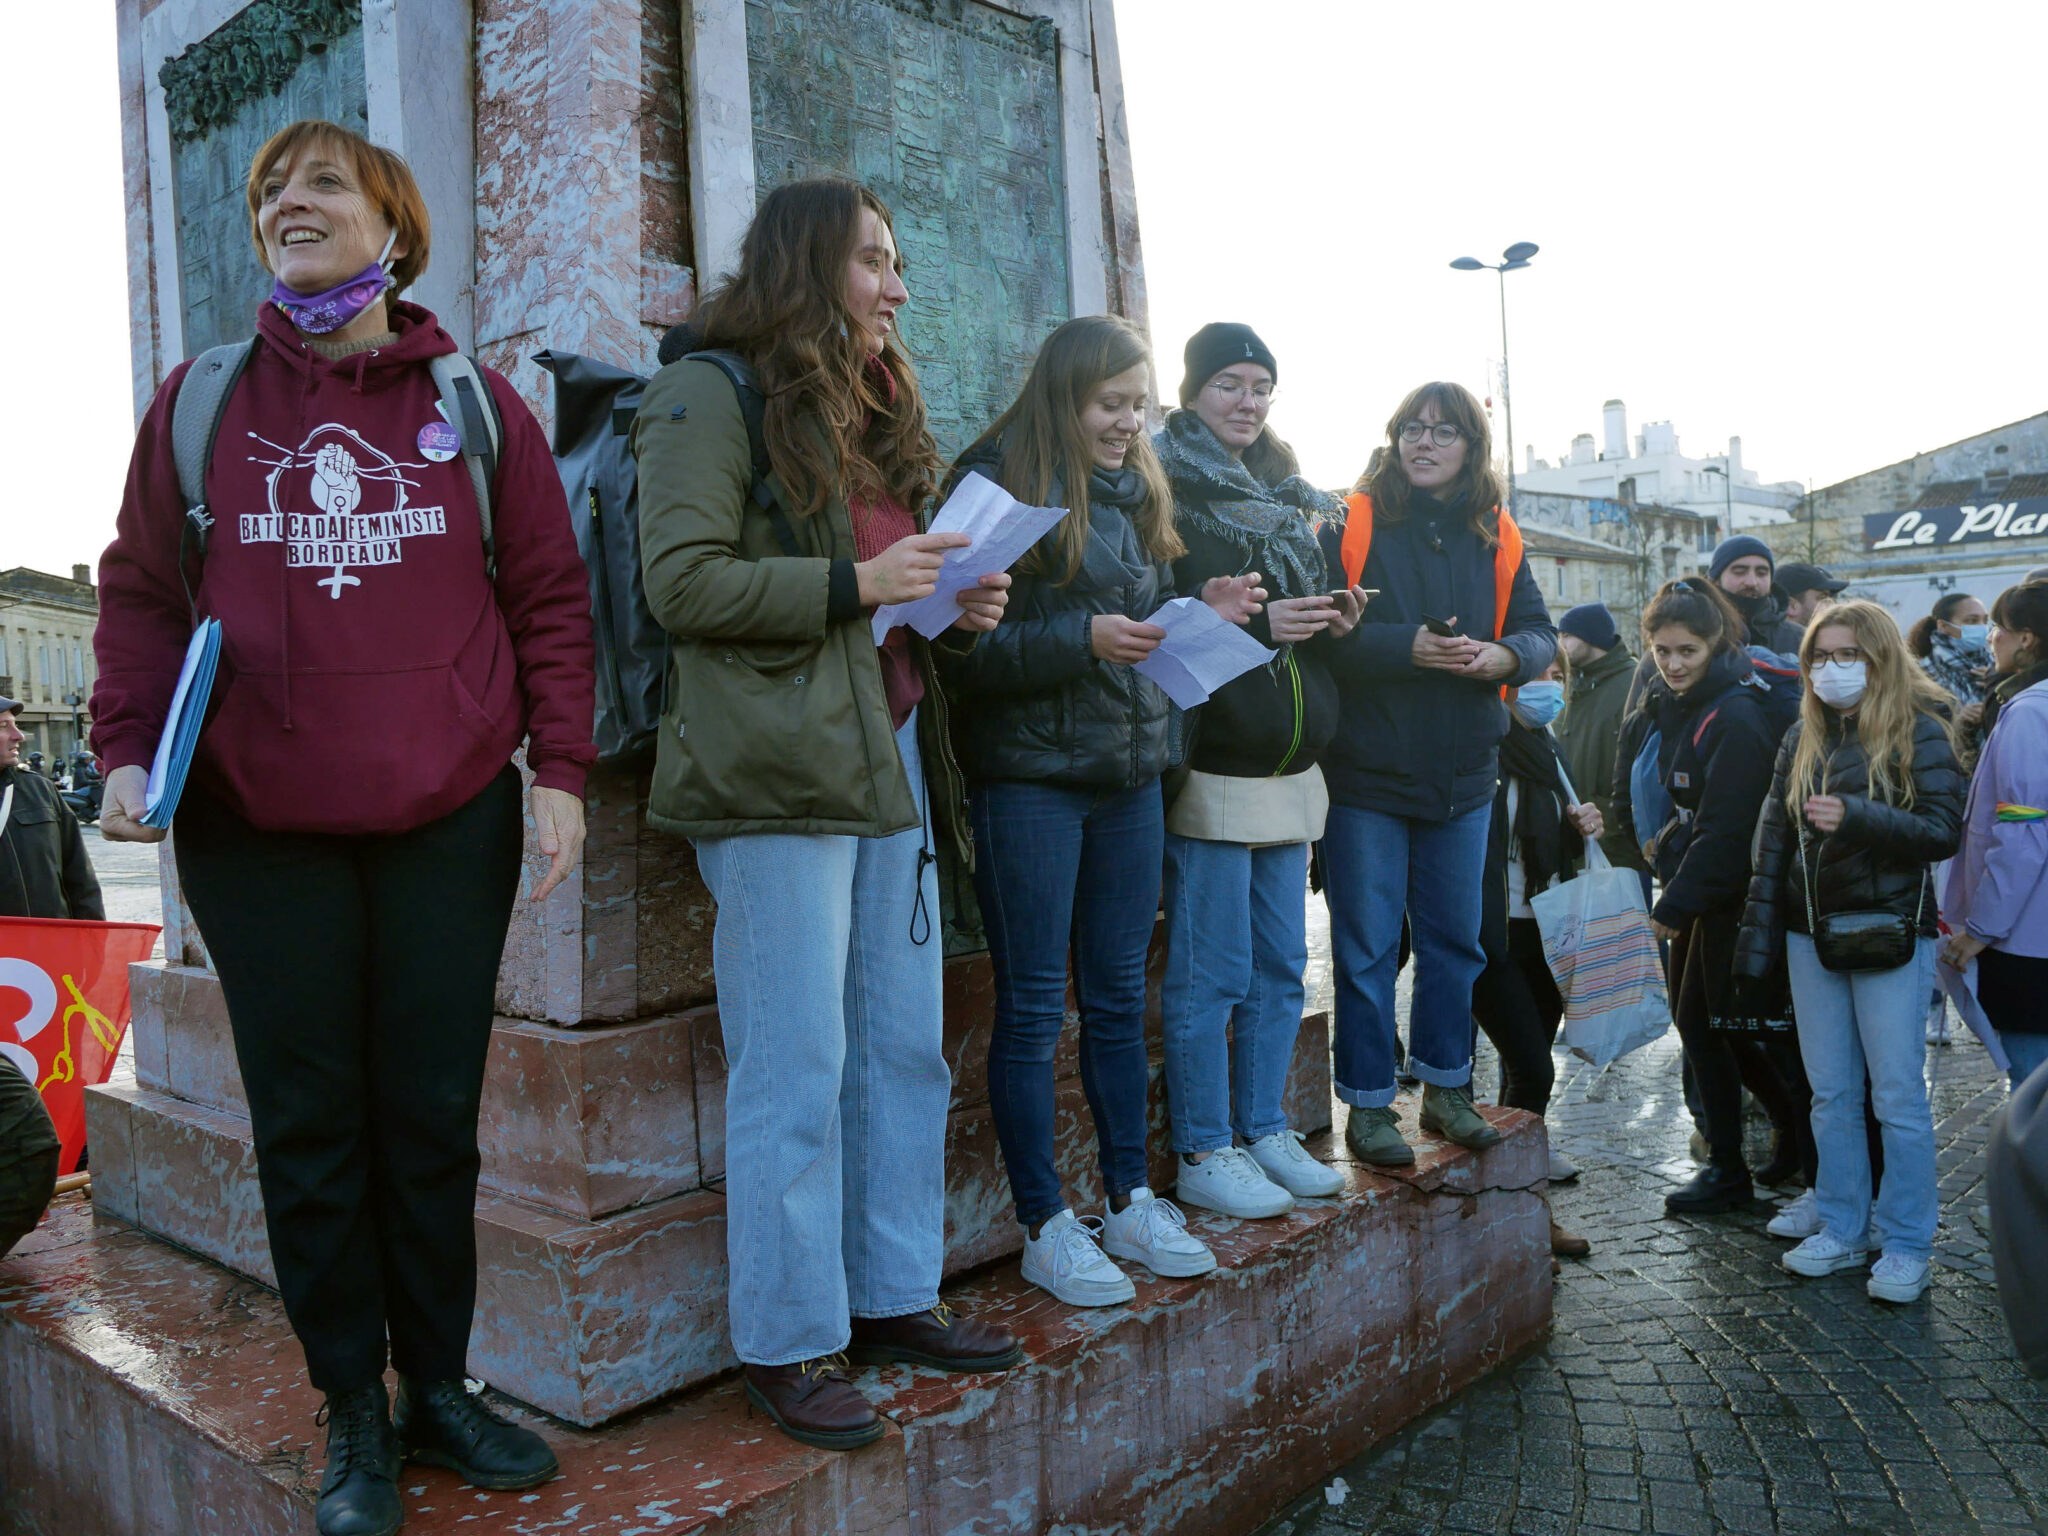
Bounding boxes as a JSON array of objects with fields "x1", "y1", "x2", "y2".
[
  {"x1": 1810, "y1": 647, "x2": 1863, "y2": 668},
  {"x1": 1399, "y1": 421, "x2": 1463, "y2": 447},
  {"x1": 1205, "y1": 379, "x2": 1275, "y2": 406}
]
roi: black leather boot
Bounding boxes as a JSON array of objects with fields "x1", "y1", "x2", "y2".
[
  {"x1": 1664, "y1": 1162, "x2": 1753, "y2": 1215},
  {"x1": 395, "y1": 1377, "x2": 559, "y2": 1491},
  {"x1": 315, "y1": 1383, "x2": 402, "y2": 1536}
]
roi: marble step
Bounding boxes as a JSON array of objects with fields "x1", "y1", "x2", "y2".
[{"x1": 0, "y1": 1104, "x2": 1550, "y2": 1536}]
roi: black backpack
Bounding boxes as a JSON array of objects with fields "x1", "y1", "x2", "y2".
[{"x1": 537, "y1": 341, "x2": 790, "y2": 762}]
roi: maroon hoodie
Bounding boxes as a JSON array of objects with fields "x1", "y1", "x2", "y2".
[{"x1": 92, "y1": 302, "x2": 595, "y2": 835}]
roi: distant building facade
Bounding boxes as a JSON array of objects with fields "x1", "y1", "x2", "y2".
[
  {"x1": 0, "y1": 566, "x2": 98, "y2": 764},
  {"x1": 1516, "y1": 399, "x2": 1802, "y2": 530},
  {"x1": 1790, "y1": 412, "x2": 2048, "y2": 633},
  {"x1": 1514, "y1": 489, "x2": 1720, "y2": 644}
]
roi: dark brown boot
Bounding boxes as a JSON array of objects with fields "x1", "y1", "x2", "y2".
[
  {"x1": 1550, "y1": 1219, "x2": 1591, "y2": 1258},
  {"x1": 742, "y1": 1356, "x2": 884, "y2": 1450},
  {"x1": 846, "y1": 1303, "x2": 1024, "y2": 1373}
]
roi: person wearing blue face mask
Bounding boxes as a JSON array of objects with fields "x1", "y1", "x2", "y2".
[
  {"x1": 1909, "y1": 592, "x2": 1993, "y2": 718},
  {"x1": 1469, "y1": 655, "x2": 1603, "y2": 1261}
]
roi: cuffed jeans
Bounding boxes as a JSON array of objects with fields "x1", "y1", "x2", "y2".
[
  {"x1": 694, "y1": 714, "x2": 949, "y2": 1366},
  {"x1": 1161, "y1": 834, "x2": 1309, "y2": 1154},
  {"x1": 1324, "y1": 802, "x2": 1490, "y2": 1108},
  {"x1": 972, "y1": 779, "x2": 1161, "y2": 1230},
  {"x1": 1786, "y1": 934, "x2": 1938, "y2": 1260}
]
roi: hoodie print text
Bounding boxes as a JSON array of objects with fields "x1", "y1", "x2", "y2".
[{"x1": 239, "y1": 421, "x2": 454, "y2": 599}]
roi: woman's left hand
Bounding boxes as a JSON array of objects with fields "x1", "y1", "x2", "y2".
[
  {"x1": 1454, "y1": 641, "x2": 1518, "y2": 681},
  {"x1": 1803, "y1": 794, "x2": 1846, "y2": 833},
  {"x1": 1651, "y1": 918, "x2": 1682, "y2": 942},
  {"x1": 1944, "y1": 931, "x2": 1988, "y2": 968},
  {"x1": 1267, "y1": 594, "x2": 1337, "y2": 644},
  {"x1": 951, "y1": 572, "x2": 1011, "y2": 632},
  {"x1": 1568, "y1": 802, "x2": 1605, "y2": 840},
  {"x1": 1201, "y1": 572, "x2": 1266, "y2": 625},
  {"x1": 529, "y1": 785, "x2": 587, "y2": 902}
]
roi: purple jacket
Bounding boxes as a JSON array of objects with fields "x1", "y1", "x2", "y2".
[{"x1": 1946, "y1": 680, "x2": 2048, "y2": 957}]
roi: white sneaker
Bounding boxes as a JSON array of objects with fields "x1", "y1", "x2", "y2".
[
  {"x1": 1246, "y1": 1131, "x2": 1345, "y2": 1199},
  {"x1": 1019, "y1": 1209, "x2": 1136, "y2": 1307},
  {"x1": 1868, "y1": 1251, "x2": 1931, "y2": 1304},
  {"x1": 1100, "y1": 1188, "x2": 1218, "y2": 1278},
  {"x1": 1766, "y1": 1188, "x2": 1821, "y2": 1240},
  {"x1": 1783, "y1": 1230, "x2": 1869, "y2": 1277},
  {"x1": 1547, "y1": 1149, "x2": 1581, "y2": 1184},
  {"x1": 1926, "y1": 996, "x2": 1951, "y2": 1046},
  {"x1": 1176, "y1": 1146, "x2": 1295, "y2": 1218}
]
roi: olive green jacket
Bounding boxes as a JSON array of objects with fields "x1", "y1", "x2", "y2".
[
  {"x1": 632, "y1": 358, "x2": 974, "y2": 851},
  {"x1": 1553, "y1": 643, "x2": 1647, "y2": 873}
]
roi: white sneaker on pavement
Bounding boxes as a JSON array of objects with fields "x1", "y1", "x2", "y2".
[
  {"x1": 1868, "y1": 1251, "x2": 1932, "y2": 1304},
  {"x1": 1767, "y1": 1188, "x2": 1821, "y2": 1240},
  {"x1": 1783, "y1": 1230, "x2": 1869, "y2": 1277},
  {"x1": 1246, "y1": 1131, "x2": 1345, "y2": 1199},
  {"x1": 1926, "y1": 996, "x2": 1951, "y2": 1046},
  {"x1": 1175, "y1": 1146, "x2": 1294, "y2": 1218},
  {"x1": 1547, "y1": 1148, "x2": 1580, "y2": 1184},
  {"x1": 1019, "y1": 1209, "x2": 1136, "y2": 1307},
  {"x1": 1101, "y1": 1188, "x2": 1218, "y2": 1278}
]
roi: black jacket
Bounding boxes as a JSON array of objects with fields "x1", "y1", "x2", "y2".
[
  {"x1": 0, "y1": 768, "x2": 104, "y2": 921},
  {"x1": 1480, "y1": 723, "x2": 1585, "y2": 961},
  {"x1": 1734, "y1": 711, "x2": 1964, "y2": 981},
  {"x1": 1314, "y1": 497, "x2": 1557, "y2": 821},
  {"x1": 938, "y1": 453, "x2": 1179, "y2": 789},
  {"x1": 1170, "y1": 519, "x2": 1336, "y2": 779},
  {"x1": 1638, "y1": 650, "x2": 1777, "y2": 928}
]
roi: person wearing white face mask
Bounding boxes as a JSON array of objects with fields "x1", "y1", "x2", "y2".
[
  {"x1": 1469, "y1": 656, "x2": 1602, "y2": 1260},
  {"x1": 1735, "y1": 602, "x2": 1963, "y2": 1306}
]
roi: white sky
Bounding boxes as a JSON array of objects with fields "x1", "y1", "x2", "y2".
[{"x1": 5, "y1": 3, "x2": 2042, "y2": 577}]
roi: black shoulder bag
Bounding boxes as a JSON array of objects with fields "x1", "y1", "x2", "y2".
[{"x1": 1797, "y1": 812, "x2": 1924, "y2": 974}]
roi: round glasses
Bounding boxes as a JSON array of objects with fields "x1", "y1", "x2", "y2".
[
  {"x1": 1810, "y1": 647, "x2": 1864, "y2": 668},
  {"x1": 1205, "y1": 379, "x2": 1275, "y2": 406},
  {"x1": 1399, "y1": 421, "x2": 1463, "y2": 447}
]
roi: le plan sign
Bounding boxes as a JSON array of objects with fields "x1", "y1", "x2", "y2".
[{"x1": 1867, "y1": 498, "x2": 2048, "y2": 551}]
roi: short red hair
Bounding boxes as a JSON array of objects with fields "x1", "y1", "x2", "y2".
[{"x1": 246, "y1": 120, "x2": 431, "y2": 294}]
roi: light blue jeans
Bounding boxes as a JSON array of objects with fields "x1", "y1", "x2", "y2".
[
  {"x1": 1324, "y1": 802, "x2": 1491, "y2": 1107},
  {"x1": 693, "y1": 714, "x2": 950, "y2": 1365},
  {"x1": 1161, "y1": 834, "x2": 1310, "y2": 1154},
  {"x1": 2001, "y1": 1034, "x2": 2048, "y2": 1091},
  {"x1": 1786, "y1": 934, "x2": 1938, "y2": 1260}
]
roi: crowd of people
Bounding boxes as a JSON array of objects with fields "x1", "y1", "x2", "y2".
[{"x1": 23, "y1": 118, "x2": 2039, "y2": 1534}]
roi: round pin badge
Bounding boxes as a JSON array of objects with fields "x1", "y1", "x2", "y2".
[{"x1": 418, "y1": 421, "x2": 462, "y2": 462}]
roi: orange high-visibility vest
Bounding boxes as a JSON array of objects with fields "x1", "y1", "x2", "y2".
[{"x1": 1340, "y1": 492, "x2": 1524, "y2": 640}]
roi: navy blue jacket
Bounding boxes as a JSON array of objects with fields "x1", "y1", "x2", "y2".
[{"x1": 1316, "y1": 498, "x2": 1557, "y2": 821}]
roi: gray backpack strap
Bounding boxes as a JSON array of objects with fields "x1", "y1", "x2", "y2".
[
  {"x1": 429, "y1": 353, "x2": 503, "y2": 579},
  {"x1": 170, "y1": 341, "x2": 254, "y2": 519}
]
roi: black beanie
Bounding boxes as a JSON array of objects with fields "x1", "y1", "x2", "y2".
[
  {"x1": 1708, "y1": 534, "x2": 1774, "y2": 583},
  {"x1": 1558, "y1": 603, "x2": 1621, "y2": 653},
  {"x1": 1180, "y1": 323, "x2": 1277, "y2": 406}
]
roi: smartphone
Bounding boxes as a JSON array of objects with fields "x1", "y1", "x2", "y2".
[
  {"x1": 1330, "y1": 588, "x2": 1380, "y2": 602},
  {"x1": 1422, "y1": 614, "x2": 1459, "y2": 637}
]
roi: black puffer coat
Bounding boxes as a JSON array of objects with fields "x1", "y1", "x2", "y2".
[
  {"x1": 937, "y1": 446, "x2": 1179, "y2": 789},
  {"x1": 1734, "y1": 711, "x2": 1964, "y2": 982}
]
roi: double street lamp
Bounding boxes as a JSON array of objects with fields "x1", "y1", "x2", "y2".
[{"x1": 1450, "y1": 242, "x2": 1539, "y2": 510}]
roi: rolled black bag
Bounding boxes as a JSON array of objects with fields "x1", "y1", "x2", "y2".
[{"x1": 0, "y1": 1058, "x2": 60, "y2": 1259}]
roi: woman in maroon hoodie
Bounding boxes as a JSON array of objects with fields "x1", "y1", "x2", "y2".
[{"x1": 92, "y1": 121, "x2": 593, "y2": 1536}]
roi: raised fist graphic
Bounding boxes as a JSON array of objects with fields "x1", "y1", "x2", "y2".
[{"x1": 309, "y1": 443, "x2": 364, "y2": 518}]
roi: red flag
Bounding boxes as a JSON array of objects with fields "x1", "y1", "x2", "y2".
[{"x1": 0, "y1": 917, "x2": 161, "y2": 1176}]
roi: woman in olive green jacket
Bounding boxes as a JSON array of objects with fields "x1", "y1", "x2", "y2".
[{"x1": 633, "y1": 179, "x2": 1018, "y2": 1451}]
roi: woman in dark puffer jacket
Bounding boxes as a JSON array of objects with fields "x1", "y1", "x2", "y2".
[{"x1": 1736, "y1": 601, "x2": 1962, "y2": 1306}]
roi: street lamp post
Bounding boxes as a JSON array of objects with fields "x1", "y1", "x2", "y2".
[
  {"x1": 1702, "y1": 463, "x2": 1734, "y2": 537},
  {"x1": 1450, "y1": 242, "x2": 1538, "y2": 512}
]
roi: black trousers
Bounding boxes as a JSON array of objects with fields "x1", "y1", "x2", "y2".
[
  {"x1": 176, "y1": 767, "x2": 522, "y2": 1392},
  {"x1": 1671, "y1": 919, "x2": 1812, "y2": 1175},
  {"x1": 0, "y1": 1059, "x2": 60, "y2": 1259},
  {"x1": 1472, "y1": 918, "x2": 1563, "y2": 1115}
]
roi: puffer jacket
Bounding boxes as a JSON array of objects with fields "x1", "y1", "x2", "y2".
[
  {"x1": 1734, "y1": 710, "x2": 1963, "y2": 982},
  {"x1": 937, "y1": 442, "x2": 1179, "y2": 788}
]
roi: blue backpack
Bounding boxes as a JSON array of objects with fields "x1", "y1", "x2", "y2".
[
  {"x1": 1629, "y1": 726, "x2": 1672, "y2": 849},
  {"x1": 1743, "y1": 646, "x2": 1804, "y2": 744}
]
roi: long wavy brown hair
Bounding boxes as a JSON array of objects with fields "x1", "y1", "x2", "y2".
[
  {"x1": 1788, "y1": 599, "x2": 1956, "y2": 813},
  {"x1": 959, "y1": 315, "x2": 1181, "y2": 583},
  {"x1": 691, "y1": 178, "x2": 940, "y2": 517},
  {"x1": 1353, "y1": 381, "x2": 1507, "y2": 543}
]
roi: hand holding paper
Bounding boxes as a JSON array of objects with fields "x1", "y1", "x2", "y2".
[
  {"x1": 872, "y1": 472, "x2": 1066, "y2": 644},
  {"x1": 1131, "y1": 596, "x2": 1275, "y2": 709}
]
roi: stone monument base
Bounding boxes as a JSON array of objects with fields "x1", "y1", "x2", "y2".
[{"x1": 0, "y1": 1105, "x2": 1550, "y2": 1536}]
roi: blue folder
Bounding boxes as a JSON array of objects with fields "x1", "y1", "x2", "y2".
[{"x1": 141, "y1": 619, "x2": 222, "y2": 829}]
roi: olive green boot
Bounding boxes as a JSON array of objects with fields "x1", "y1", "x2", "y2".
[
  {"x1": 1343, "y1": 1105, "x2": 1415, "y2": 1167},
  {"x1": 1420, "y1": 1083, "x2": 1503, "y2": 1151}
]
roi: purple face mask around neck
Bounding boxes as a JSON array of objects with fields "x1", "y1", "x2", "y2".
[{"x1": 271, "y1": 230, "x2": 397, "y2": 336}]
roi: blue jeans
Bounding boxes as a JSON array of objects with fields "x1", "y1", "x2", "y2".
[
  {"x1": 1324, "y1": 802, "x2": 1490, "y2": 1107},
  {"x1": 694, "y1": 714, "x2": 949, "y2": 1365},
  {"x1": 2003, "y1": 1033, "x2": 2048, "y2": 1091},
  {"x1": 973, "y1": 779, "x2": 1162, "y2": 1229},
  {"x1": 1786, "y1": 934, "x2": 1938, "y2": 1260},
  {"x1": 1161, "y1": 834, "x2": 1310, "y2": 1154}
]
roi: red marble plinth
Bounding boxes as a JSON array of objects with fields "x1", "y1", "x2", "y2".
[{"x1": 1, "y1": 1104, "x2": 1549, "y2": 1536}]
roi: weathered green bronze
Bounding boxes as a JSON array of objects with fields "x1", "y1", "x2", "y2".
[{"x1": 160, "y1": 0, "x2": 362, "y2": 146}]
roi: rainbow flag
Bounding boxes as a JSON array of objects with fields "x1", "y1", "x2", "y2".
[{"x1": 1996, "y1": 803, "x2": 2047, "y2": 823}]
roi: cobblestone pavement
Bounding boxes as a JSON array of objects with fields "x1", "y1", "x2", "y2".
[
  {"x1": 83, "y1": 821, "x2": 166, "y2": 941},
  {"x1": 1260, "y1": 915, "x2": 2047, "y2": 1536}
]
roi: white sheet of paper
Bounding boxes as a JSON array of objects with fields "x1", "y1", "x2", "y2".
[
  {"x1": 1131, "y1": 595, "x2": 1275, "y2": 709},
  {"x1": 871, "y1": 472, "x2": 1068, "y2": 643},
  {"x1": 1937, "y1": 956, "x2": 2011, "y2": 1072}
]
